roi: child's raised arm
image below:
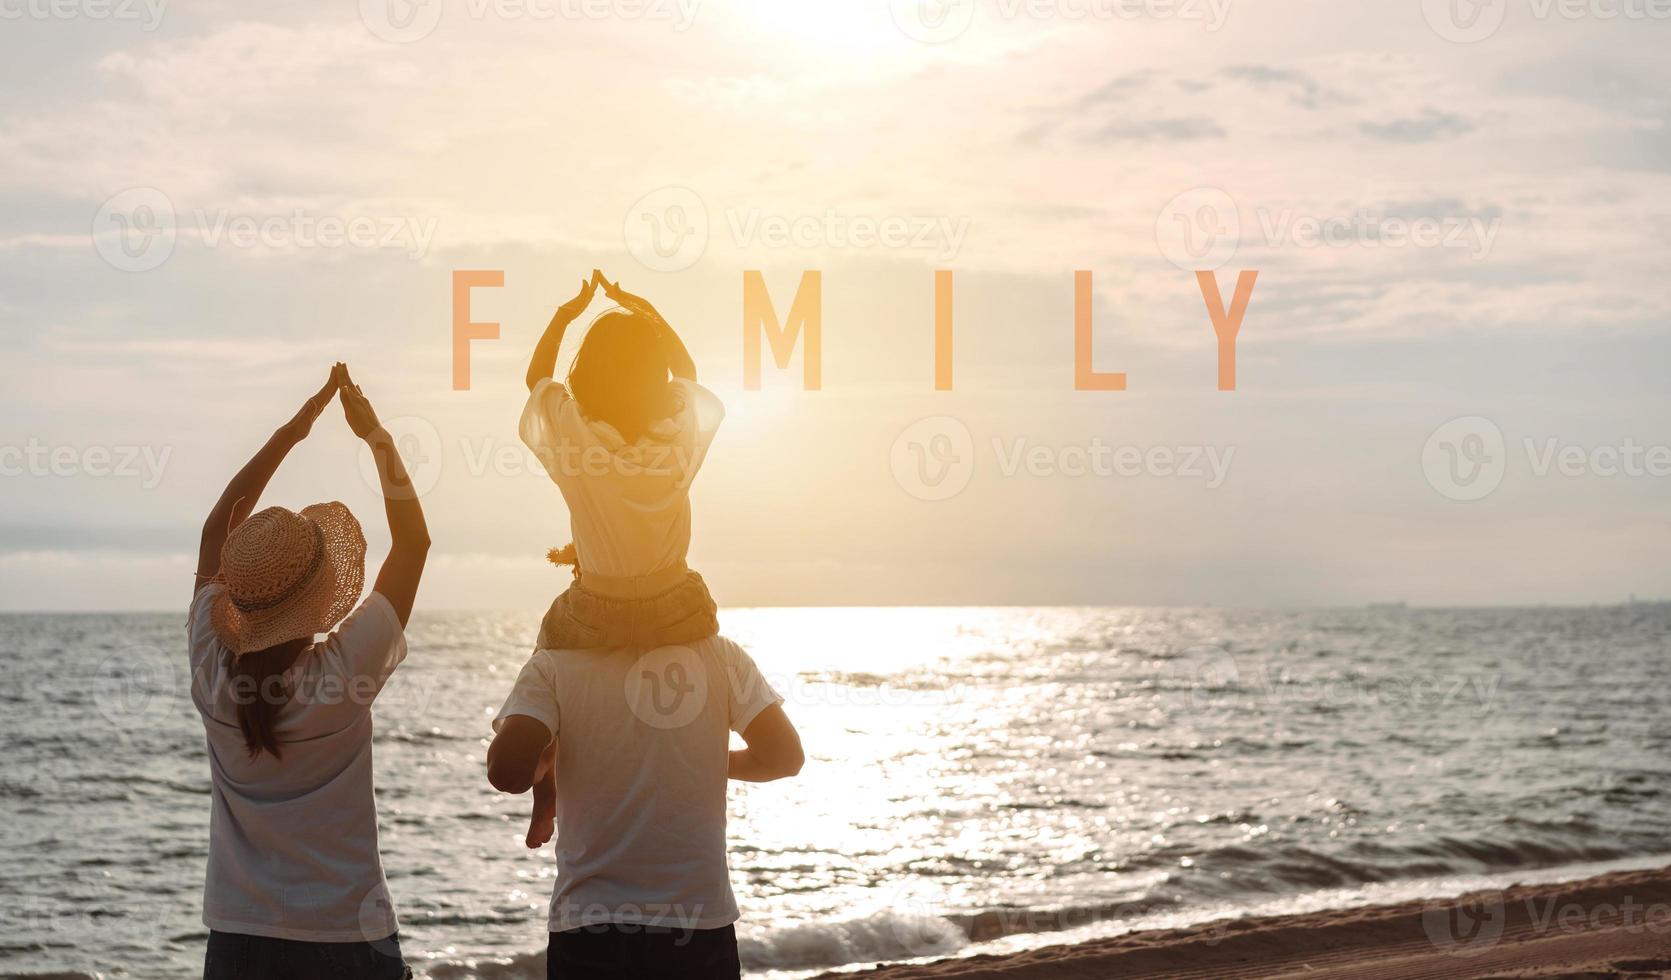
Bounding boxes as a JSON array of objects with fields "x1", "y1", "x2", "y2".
[
  {"x1": 600, "y1": 276, "x2": 697, "y2": 382},
  {"x1": 526, "y1": 272, "x2": 601, "y2": 392}
]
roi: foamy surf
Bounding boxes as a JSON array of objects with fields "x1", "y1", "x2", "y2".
[{"x1": 413, "y1": 854, "x2": 1671, "y2": 979}]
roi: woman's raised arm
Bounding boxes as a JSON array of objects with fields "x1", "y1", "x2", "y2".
[
  {"x1": 195, "y1": 366, "x2": 341, "y2": 597},
  {"x1": 337, "y1": 366, "x2": 431, "y2": 627}
]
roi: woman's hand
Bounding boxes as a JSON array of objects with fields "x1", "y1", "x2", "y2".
[
  {"x1": 336, "y1": 365, "x2": 382, "y2": 440},
  {"x1": 276, "y1": 365, "x2": 343, "y2": 444}
]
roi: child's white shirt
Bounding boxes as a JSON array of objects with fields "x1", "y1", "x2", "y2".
[{"x1": 519, "y1": 377, "x2": 724, "y2": 578}]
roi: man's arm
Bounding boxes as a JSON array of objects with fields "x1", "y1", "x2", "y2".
[
  {"x1": 195, "y1": 367, "x2": 339, "y2": 596},
  {"x1": 728, "y1": 703, "x2": 804, "y2": 782},
  {"x1": 526, "y1": 273, "x2": 600, "y2": 392},
  {"x1": 487, "y1": 714, "x2": 555, "y2": 794},
  {"x1": 338, "y1": 367, "x2": 430, "y2": 627}
]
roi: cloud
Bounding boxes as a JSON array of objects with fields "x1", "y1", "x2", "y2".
[
  {"x1": 1220, "y1": 64, "x2": 1348, "y2": 110},
  {"x1": 1083, "y1": 116, "x2": 1227, "y2": 144},
  {"x1": 1359, "y1": 107, "x2": 1476, "y2": 143}
]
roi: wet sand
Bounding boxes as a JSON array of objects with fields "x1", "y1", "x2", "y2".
[{"x1": 826, "y1": 865, "x2": 1671, "y2": 979}]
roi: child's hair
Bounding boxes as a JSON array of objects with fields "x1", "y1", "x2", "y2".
[{"x1": 568, "y1": 309, "x2": 673, "y2": 445}]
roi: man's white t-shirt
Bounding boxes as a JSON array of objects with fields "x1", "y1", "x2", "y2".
[
  {"x1": 495, "y1": 637, "x2": 782, "y2": 933},
  {"x1": 519, "y1": 377, "x2": 724, "y2": 579},
  {"x1": 188, "y1": 584, "x2": 407, "y2": 942}
]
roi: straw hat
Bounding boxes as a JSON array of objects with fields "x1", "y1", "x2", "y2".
[{"x1": 210, "y1": 503, "x2": 366, "y2": 655}]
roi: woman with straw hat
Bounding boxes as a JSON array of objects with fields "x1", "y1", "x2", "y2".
[{"x1": 188, "y1": 363, "x2": 430, "y2": 980}]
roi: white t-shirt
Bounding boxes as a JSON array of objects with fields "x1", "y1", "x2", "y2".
[
  {"x1": 494, "y1": 637, "x2": 782, "y2": 933},
  {"x1": 188, "y1": 584, "x2": 407, "y2": 942},
  {"x1": 519, "y1": 377, "x2": 724, "y2": 579}
]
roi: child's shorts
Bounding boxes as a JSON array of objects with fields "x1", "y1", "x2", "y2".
[{"x1": 537, "y1": 564, "x2": 719, "y2": 651}]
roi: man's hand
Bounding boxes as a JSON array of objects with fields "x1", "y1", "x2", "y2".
[
  {"x1": 337, "y1": 365, "x2": 382, "y2": 440},
  {"x1": 276, "y1": 364, "x2": 342, "y2": 444}
]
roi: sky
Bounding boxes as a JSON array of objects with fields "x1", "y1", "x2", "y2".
[{"x1": 2, "y1": 0, "x2": 1670, "y2": 610}]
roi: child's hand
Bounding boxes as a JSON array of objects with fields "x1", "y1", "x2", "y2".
[
  {"x1": 524, "y1": 739, "x2": 558, "y2": 849},
  {"x1": 597, "y1": 273, "x2": 631, "y2": 307},
  {"x1": 557, "y1": 275, "x2": 598, "y2": 319},
  {"x1": 597, "y1": 275, "x2": 657, "y2": 321}
]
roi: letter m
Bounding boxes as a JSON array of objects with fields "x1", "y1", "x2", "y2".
[{"x1": 744, "y1": 270, "x2": 821, "y2": 390}]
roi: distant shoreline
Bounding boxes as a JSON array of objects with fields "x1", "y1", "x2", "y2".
[{"x1": 822, "y1": 864, "x2": 1671, "y2": 979}]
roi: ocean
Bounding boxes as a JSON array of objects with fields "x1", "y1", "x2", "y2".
[{"x1": 3, "y1": 605, "x2": 1670, "y2": 979}]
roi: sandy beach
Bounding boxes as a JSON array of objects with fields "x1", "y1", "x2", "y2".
[{"x1": 827, "y1": 866, "x2": 1671, "y2": 980}]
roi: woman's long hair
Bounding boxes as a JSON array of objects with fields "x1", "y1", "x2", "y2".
[
  {"x1": 568, "y1": 310, "x2": 673, "y2": 445},
  {"x1": 228, "y1": 637, "x2": 309, "y2": 759}
]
